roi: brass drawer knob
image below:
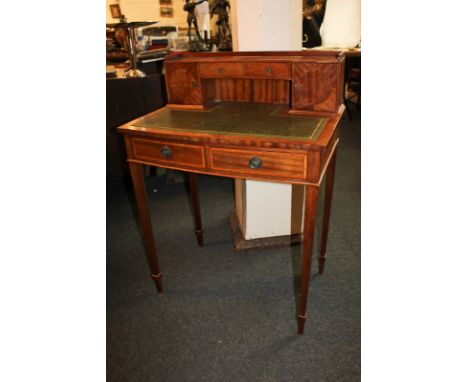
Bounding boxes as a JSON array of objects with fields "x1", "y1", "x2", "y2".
[
  {"x1": 160, "y1": 146, "x2": 172, "y2": 159},
  {"x1": 265, "y1": 67, "x2": 272, "y2": 75},
  {"x1": 294, "y1": 83, "x2": 302, "y2": 93},
  {"x1": 218, "y1": 67, "x2": 225, "y2": 74},
  {"x1": 248, "y1": 157, "x2": 263, "y2": 170}
]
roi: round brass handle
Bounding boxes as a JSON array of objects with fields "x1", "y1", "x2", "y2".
[
  {"x1": 265, "y1": 67, "x2": 272, "y2": 75},
  {"x1": 218, "y1": 67, "x2": 225, "y2": 74},
  {"x1": 248, "y1": 157, "x2": 263, "y2": 170},
  {"x1": 160, "y1": 146, "x2": 172, "y2": 159}
]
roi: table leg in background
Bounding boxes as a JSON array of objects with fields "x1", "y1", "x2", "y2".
[
  {"x1": 129, "y1": 162, "x2": 163, "y2": 292},
  {"x1": 188, "y1": 173, "x2": 204, "y2": 246}
]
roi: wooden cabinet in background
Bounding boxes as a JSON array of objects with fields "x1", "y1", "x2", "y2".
[{"x1": 107, "y1": 73, "x2": 167, "y2": 177}]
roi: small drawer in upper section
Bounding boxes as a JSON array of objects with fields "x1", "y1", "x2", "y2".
[
  {"x1": 245, "y1": 63, "x2": 292, "y2": 79},
  {"x1": 199, "y1": 63, "x2": 245, "y2": 77},
  {"x1": 132, "y1": 138, "x2": 206, "y2": 169}
]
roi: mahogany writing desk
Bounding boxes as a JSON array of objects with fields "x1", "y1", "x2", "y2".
[{"x1": 117, "y1": 51, "x2": 345, "y2": 334}]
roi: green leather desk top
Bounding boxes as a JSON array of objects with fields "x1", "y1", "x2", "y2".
[{"x1": 132, "y1": 103, "x2": 328, "y2": 141}]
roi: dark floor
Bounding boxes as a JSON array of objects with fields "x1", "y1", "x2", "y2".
[{"x1": 107, "y1": 111, "x2": 361, "y2": 382}]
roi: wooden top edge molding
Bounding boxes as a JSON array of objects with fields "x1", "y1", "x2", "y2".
[{"x1": 165, "y1": 50, "x2": 345, "y2": 63}]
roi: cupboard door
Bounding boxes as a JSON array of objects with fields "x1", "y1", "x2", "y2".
[
  {"x1": 313, "y1": 63, "x2": 339, "y2": 113},
  {"x1": 165, "y1": 62, "x2": 202, "y2": 105},
  {"x1": 292, "y1": 63, "x2": 315, "y2": 110},
  {"x1": 292, "y1": 63, "x2": 340, "y2": 113}
]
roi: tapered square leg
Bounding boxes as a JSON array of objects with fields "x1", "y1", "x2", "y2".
[
  {"x1": 128, "y1": 162, "x2": 163, "y2": 293},
  {"x1": 297, "y1": 185, "x2": 320, "y2": 334},
  {"x1": 188, "y1": 173, "x2": 204, "y2": 247},
  {"x1": 151, "y1": 273, "x2": 163, "y2": 293},
  {"x1": 319, "y1": 148, "x2": 338, "y2": 275}
]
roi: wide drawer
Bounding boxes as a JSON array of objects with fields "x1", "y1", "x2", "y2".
[
  {"x1": 132, "y1": 138, "x2": 206, "y2": 168},
  {"x1": 208, "y1": 147, "x2": 307, "y2": 180},
  {"x1": 199, "y1": 63, "x2": 245, "y2": 77},
  {"x1": 245, "y1": 63, "x2": 292, "y2": 79}
]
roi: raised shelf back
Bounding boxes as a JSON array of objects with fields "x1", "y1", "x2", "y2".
[{"x1": 164, "y1": 51, "x2": 345, "y2": 117}]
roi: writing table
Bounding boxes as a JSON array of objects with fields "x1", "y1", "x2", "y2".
[
  {"x1": 118, "y1": 102, "x2": 343, "y2": 334},
  {"x1": 117, "y1": 51, "x2": 345, "y2": 334}
]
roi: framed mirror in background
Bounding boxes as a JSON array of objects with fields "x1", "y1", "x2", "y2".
[{"x1": 109, "y1": 4, "x2": 122, "y2": 19}]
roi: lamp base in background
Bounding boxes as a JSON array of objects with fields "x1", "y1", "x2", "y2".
[{"x1": 124, "y1": 68, "x2": 146, "y2": 78}]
